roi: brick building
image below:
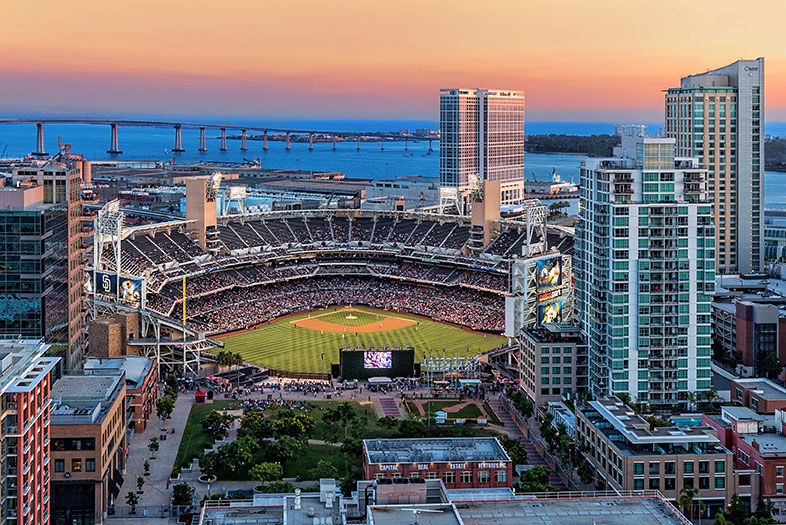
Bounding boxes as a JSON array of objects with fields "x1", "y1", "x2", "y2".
[
  {"x1": 84, "y1": 356, "x2": 158, "y2": 433},
  {"x1": 362, "y1": 438, "x2": 512, "y2": 489},
  {"x1": 50, "y1": 374, "x2": 127, "y2": 524},
  {"x1": 731, "y1": 378, "x2": 786, "y2": 414}
]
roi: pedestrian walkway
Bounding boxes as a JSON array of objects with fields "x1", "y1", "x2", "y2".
[
  {"x1": 379, "y1": 397, "x2": 402, "y2": 418},
  {"x1": 488, "y1": 398, "x2": 524, "y2": 439}
]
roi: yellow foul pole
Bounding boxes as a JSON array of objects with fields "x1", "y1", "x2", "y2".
[{"x1": 182, "y1": 275, "x2": 186, "y2": 326}]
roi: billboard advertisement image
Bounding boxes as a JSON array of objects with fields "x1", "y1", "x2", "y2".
[
  {"x1": 364, "y1": 351, "x2": 392, "y2": 369},
  {"x1": 538, "y1": 300, "x2": 562, "y2": 325},
  {"x1": 537, "y1": 257, "x2": 562, "y2": 289},
  {"x1": 85, "y1": 270, "x2": 144, "y2": 308}
]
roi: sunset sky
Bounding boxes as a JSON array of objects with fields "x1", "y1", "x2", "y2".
[{"x1": 2, "y1": 0, "x2": 784, "y2": 122}]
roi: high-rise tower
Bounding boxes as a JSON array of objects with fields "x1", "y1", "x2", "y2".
[
  {"x1": 665, "y1": 58, "x2": 764, "y2": 274},
  {"x1": 439, "y1": 88, "x2": 525, "y2": 211},
  {"x1": 576, "y1": 131, "x2": 714, "y2": 407}
]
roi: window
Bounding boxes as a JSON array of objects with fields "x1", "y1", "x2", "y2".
[
  {"x1": 714, "y1": 476, "x2": 725, "y2": 489},
  {"x1": 54, "y1": 459, "x2": 64, "y2": 473},
  {"x1": 633, "y1": 462, "x2": 644, "y2": 475},
  {"x1": 684, "y1": 477, "x2": 694, "y2": 488},
  {"x1": 72, "y1": 459, "x2": 82, "y2": 472},
  {"x1": 699, "y1": 461, "x2": 709, "y2": 474},
  {"x1": 409, "y1": 472, "x2": 421, "y2": 479},
  {"x1": 714, "y1": 461, "x2": 725, "y2": 473},
  {"x1": 634, "y1": 479, "x2": 644, "y2": 490},
  {"x1": 460, "y1": 471, "x2": 472, "y2": 484},
  {"x1": 425, "y1": 472, "x2": 439, "y2": 480},
  {"x1": 777, "y1": 466, "x2": 784, "y2": 478},
  {"x1": 699, "y1": 477, "x2": 710, "y2": 489},
  {"x1": 478, "y1": 471, "x2": 490, "y2": 483},
  {"x1": 665, "y1": 478, "x2": 675, "y2": 491},
  {"x1": 495, "y1": 470, "x2": 507, "y2": 483},
  {"x1": 649, "y1": 478, "x2": 660, "y2": 490},
  {"x1": 443, "y1": 472, "x2": 455, "y2": 484},
  {"x1": 86, "y1": 458, "x2": 95, "y2": 472},
  {"x1": 649, "y1": 462, "x2": 660, "y2": 475},
  {"x1": 374, "y1": 473, "x2": 386, "y2": 480},
  {"x1": 664, "y1": 462, "x2": 675, "y2": 475},
  {"x1": 778, "y1": 484, "x2": 784, "y2": 495},
  {"x1": 684, "y1": 462, "x2": 694, "y2": 474}
]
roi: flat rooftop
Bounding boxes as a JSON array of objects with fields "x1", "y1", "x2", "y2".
[
  {"x1": 732, "y1": 378, "x2": 786, "y2": 401},
  {"x1": 521, "y1": 324, "x2": 584, "y2": 344},
  {"x1": 84, "y1": 356, "x2": 154, "y2": 389},
  {"x1": 739, "y1": 432, "x2": 786, "y2": 456},
  {"x1": 364, "y1": 437, "x2": 510, "y2": 465},
  {"x1": 368, "y1": 496, "x2": 688, "y2": 525},
  {"x1": 585, "y1": 397, "x2": 720, "y2": 446},
  {"x1": 51, "y1": 374, "x2": 122, "y2": 402}
]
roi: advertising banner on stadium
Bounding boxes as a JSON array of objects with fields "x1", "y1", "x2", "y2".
[
  {"x1": 537, "y1": 257, "x2": 562, "y2": 289},
  {"x1": 538, "y1": 300, "x2": 562, "y2": 325},
  {"x1": 84, "y1": 270, "x2": 144, "y2": 308}
]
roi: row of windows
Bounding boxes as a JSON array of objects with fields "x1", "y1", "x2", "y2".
[
  {"x1": 53, "y1": 458, "x2": 95, "y2": 473},
  {"x1": 373, "y1": 470, "x2": 507, "y2": 484}
]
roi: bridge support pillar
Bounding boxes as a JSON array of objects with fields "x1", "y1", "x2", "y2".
[
  {"x1": 198, "y1": 127, "x2": 207, "y2": 151},
  {"x1": 263, "y1": 130, "x2": 268, "y2": 151},
  {"x1": 380, "y1": 138, "x2": 384, "y2": 151},
  {"x1": 172, "y1": 124, "x2": 185, "y2": 152},
  {"x1": 220, "y1": 128, "x2": 227, "y2": 151},
  {"x1": 332, "y1": 135, "x2": 336, "y2": 151},
  {"x1": 32, "y1": 122, "x2": 47, "y2": 157},
  {"x1": 240, "y1": 130, "x2": 248, "y2": 151},
  {"x1": 107, "y1": 123, "x2": 122, "y2": 154},
  {"x1": 404, "y1": 137, "x2": 408, "y2": 151},
  {"x1": 356, "y1": 136, "x2": 360, "y2": 151},
  {"x1": 428, "y1": 139, "x2": 433, "y2": 152},
  {"x1": 285, "y1": 132, "x2": 291, "y2": 151},
  {"x1": 308, "y1": 133, "x2": 314, "y2": 151}
]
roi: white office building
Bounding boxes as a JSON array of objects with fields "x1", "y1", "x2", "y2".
[
  {"x1": 439, "y1": 88, "x2": 525, "y2": 210},
  {"x1": 576, "y1": 132, "x2": 715, "y2": 407}
]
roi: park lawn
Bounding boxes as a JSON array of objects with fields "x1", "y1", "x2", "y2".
[
  {"x1": 451, "y1": 404, "x2": 484, "y2": 419},
  {"x1": 282, "y1": 444, "x2": 354, "y2": 480},
  {"x1": 174, "y1": 399, "x2": 233, "y2": 471},
  {"x1": 217, "y1": 305, "x2": 505, "y2": 373},
  {"x1": 264, "y1": 400, "x2": 396, "y2": 441},
  {"x1": 417, "y1": 400, "x2": 484, "y2": 419}
]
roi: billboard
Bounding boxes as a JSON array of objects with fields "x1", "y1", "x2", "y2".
[
  {"x1": 537, "y1": 257, "x2": 562, "y2": 289},
  {"x1": 340, "y1": 348, "x2": 415, "y2": 379},
  {"x1": 538, "y1": 300, "x2": 562, "y2": 325},
  {"x1": 85, "y1": 270, "x2": 144, "y2": 308},
  {"x1": 364, "y1": 351, "x2": 392, "y2": 369}
]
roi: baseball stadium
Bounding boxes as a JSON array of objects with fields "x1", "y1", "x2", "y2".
[{"x1": 87, "y1": 174, "x2": 573, "y2": 377}]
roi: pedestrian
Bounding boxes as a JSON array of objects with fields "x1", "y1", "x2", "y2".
[{"x1": 166, "y1": 480, "x2": 170, "y2": 489}]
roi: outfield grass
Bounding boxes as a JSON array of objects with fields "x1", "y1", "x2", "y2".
[{"x1": 218, "y1": 305, "x2": 505, "y2": 373}]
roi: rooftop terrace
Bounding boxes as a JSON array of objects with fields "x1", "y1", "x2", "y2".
[{"x1": 364, "y1": 437, "x2": 510, "y2": 465}]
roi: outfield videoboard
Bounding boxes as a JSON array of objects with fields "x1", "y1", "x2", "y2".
[{"x1": 339, "y1": 348, "x2": 415, "y2": 379}]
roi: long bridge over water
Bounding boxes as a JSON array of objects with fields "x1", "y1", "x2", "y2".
[{"x1": 0, "y1": 118, "x2": 437, "y2": 157}]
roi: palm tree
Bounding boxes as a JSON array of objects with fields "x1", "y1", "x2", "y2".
[
  {"x1": 233, "y1": 352, "x2": 244, "y2": 387},
  {"x1": 703, "y1": 388, "x2": 718, "y2": 407},
  {"x1": 679, "y1": 485, "x2": 704, "y2": 520},
  {"x1": 686, "y1": 391, "x2": 697, "y2": 411}
]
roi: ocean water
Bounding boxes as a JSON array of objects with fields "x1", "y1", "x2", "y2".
[{"x1": 0, "y1": 117, "x2": 783, "y2": 209}]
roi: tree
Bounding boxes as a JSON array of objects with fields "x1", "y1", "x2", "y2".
[
  {"x1": 679, "y1": 485, "x2": 703, "y2": 521},
  {"x1": 703, "y1": 388, "x2": 719, "y2": 408},
  {"x1": 238, "y1": 409, "x2": 271, "y2": 441},
  {"x1": 136, "y1": 475, "x2": 145, "y2": 494},
  {"x1": 125, "y1": 491, "x2": 139, "y2": 514},
  {"x1": 394, "y1": 419, "x2": 430, "y2": 438},
  {"x1": 265, "y1": 435, "x2": 303, "y2": 463},
  {"x1": 148, "y1": 437, "x2": 159, "y2": 458},
  {"x1": 233, "y1": 352, "x2": 244, "y2": 386},
  {"x1": 165, "y1": 373, "x2": 179, "y2": 400},
  {"x1": 200, "y1": 451, "x2": 220, "y2": 480},
  {"x1": 307, "y1": 459, "x2": 338, "y2": 481},
  {"x1": 249, "y1": 462, "x2": 282, "y2": 482},
  {"x1": 754, "y1": 497, "x2": 776, "y2": 521},
  {"x1": 201, "y1": 410, "x2": 234, "y2": 440},
  {"x1": 724, "y1": 494, "x2": 747, "y2": 525},
  {"x1": 156, "y1": 396, "x2": 175, "y2": 430},
  {"x1": 324, "y1": 403, "x2": 358, "y2": 439},
  {"x1": 500, "y1": 436, "x2": 528, "y2": 466},
  {"x1": 762, "y1": 353, "x2": 783, "y2": 380},
  {"x1": 539, "y1": 412, "x2": 558, "y2": 452},
  {"x1": 686, "y1": 391, "x2": 697, "y2": 411},
  {"x1": 144, "y1": 460, "x2": 150, "y2": 476},
  {"x1": 340, "y1": 436, "x2": 363, "y2": 456},
  {"x1": 269, "y1": 411, "x2": 316, "y2": 441},
  {"x1": 616, "y1": 392, "x2": 632, "y2": 407},
  {"x1": 577, "y1": 459, "x2": 594, "y2": 485},
  {"x1": 518, "y1": 465, "x2": 556, "y2": 493},
  {"x1": 172, "y1": 483, "x2": 195, "y2": 506},
  {"x1": 219, "y1": 436, "x2": 259, "y2": 474}
]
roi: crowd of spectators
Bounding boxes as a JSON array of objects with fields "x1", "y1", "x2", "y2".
[{"x1": 185, "y1": 276, "x2": 505, "y2": 334}]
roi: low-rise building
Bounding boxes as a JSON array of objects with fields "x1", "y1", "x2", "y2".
[
  {"x1": 518, "y1": 324, "x2": 588, "y2": 407},
  {"x1": 362, "y1": 437, "x2": 512, "y2": 489},
  {"x1": 576, "y1": 396, "x2": 734, "y2": 516},
  {"x1": 50, "y1": 374, "x2": 127, "y2": 524},
  {"x1": 84, "y1": 356, "x2": 158, "y2": 433},
  {"x1": 0, "y1": 339, "x2": 60, "y2": 525},
  {"x1": 731, "y1": 378, "x2": 786, "y2": 414}
]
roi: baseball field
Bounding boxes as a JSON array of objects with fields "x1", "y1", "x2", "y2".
[{"x1": 216, "y1": 305, "x2": 506, "y2": 373}]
